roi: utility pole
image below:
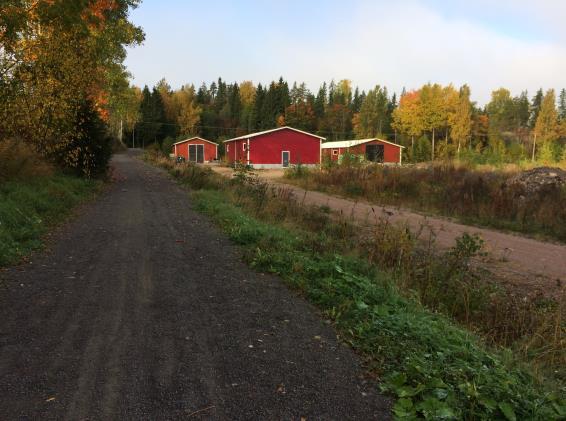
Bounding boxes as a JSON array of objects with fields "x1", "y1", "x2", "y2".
[
  {"x1": 119, "y1": 119, "x2": 123, "y2": 146},
  {"x1": 132, "y1": 124, "x2": 135, "y2": 148}
]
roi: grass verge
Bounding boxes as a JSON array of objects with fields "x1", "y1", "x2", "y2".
[
  {"x1": 146, "y1": 153, "x2": 565, "y2": 420},
  {"x1": 0, "y1": 174, "x2": 101, "y2": 266}
]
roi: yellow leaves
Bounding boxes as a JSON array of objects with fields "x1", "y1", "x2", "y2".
[
  {"x1": 534, "y1": 89, "x2": 559, "y2": 143},
  {"x1": 239, "y1": 81, "x2": 256, "y2": 107}
]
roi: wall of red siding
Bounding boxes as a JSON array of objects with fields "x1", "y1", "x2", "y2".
[
  {"x1": 226, "y1": 128, "x2": 321, "y2": 166},
  {"x1": 173, "y1": 139, "x2": 218, "y2": 162},
  {"x1": 249, "y1": 129, "x2": 320, "y2": 165},
  {"x1": 225, "y1": 139, "x2": 247, "y2": 163}
]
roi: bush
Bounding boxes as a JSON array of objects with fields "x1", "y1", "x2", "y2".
[
  {"x1": 413, "y1": 135, "x2": 432, "y2": 162},
  {"x1": 0, "y1": 139, "x2": 53, "y2": 183},
  {"x1": 51, "y1": 100, "x2": 113, "y2": 178},
  {"x1": 161, "y1": 136, "x2": 175, "y2": 155}
]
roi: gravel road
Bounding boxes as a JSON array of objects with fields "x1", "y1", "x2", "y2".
[{"x1": 0, "y1": 152, "x2": 390, "y2": 420}]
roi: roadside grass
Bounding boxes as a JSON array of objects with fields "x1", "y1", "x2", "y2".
[
  {"x1": 146, "y1": 153, "x2": 565, "y2": 420},
  {"x1": 284, "y1": 161, "x2": 566, "y2": 243},
  {"x1": 0, "y1": 174, "x2": 101, "y2": 266}
]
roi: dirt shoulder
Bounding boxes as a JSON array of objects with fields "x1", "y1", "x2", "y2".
[
  {"x1": 0, "y1": 152, "x2": 390, "y2": 419},
  {"x1": 210, "y1": 165, "x2": 565, "y2": 297}
]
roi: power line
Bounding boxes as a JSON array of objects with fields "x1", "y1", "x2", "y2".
[{"x1": 131, "y1": 120, "x2": 398, "y2": 138}]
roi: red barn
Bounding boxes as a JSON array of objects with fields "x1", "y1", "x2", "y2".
[
  {"x1": 223, "y1": 127, "x2": 325, "y2": 168},
  {"x1": 173, "y1": 137, "x2": 218, "y2": 163},
  {"x1": 321, "y1": 138, "x2": 404, "y2": 164}
]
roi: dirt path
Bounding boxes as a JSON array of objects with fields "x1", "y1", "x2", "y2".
[
  {"x1": 211, "y1": 166, "x2": 566, "y2": 295},
  {"x1": 0, "y1": 152, "x2": 390, "y2": 419}
]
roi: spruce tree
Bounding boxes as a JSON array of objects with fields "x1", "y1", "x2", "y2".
[
  {"x1": 253, "y1": 84, "x2": 265, "y2": 129},
  {"x1": 529, "y1": 88, "x2": 543, "y2": 129},
  {"x1": 558, "y1": 88, "x2": 566, "y2": 121},
  {"x1": 314, "y1": 83, "x2": 327, "y2": 119}
]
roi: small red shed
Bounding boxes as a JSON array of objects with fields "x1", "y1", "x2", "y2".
[
  {"x1": 173, "y1": 137, "x2": 218, "y2": 163},
  {"x1": 321, "y1": 138, "x2": 404, "y2": 164},
  {"x1": 223, "y1": 126, "x2": 325, "y2": 168}
]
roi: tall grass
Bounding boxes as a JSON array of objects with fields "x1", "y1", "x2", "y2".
[
  {"x1": 0, "y1": 139, "x2": 54, "y2": 182},
  {"x1": 0, "y1": 170, "x2": 100, "y2": 266},
  {"x1": 286, "y1": 162, "x2": 566, "y2": 242},
  {"x1": 147, "y1": 153, "x2": 565, "y2": 420}
]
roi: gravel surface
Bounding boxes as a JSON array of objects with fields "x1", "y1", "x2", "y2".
[{"x1": 0, "y1": 151, "x2": 390, "y2": 420}]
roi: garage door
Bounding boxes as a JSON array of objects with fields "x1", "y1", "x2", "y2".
[{"x1": 188, "y1": 145, "x2": 205, "y2": 163}]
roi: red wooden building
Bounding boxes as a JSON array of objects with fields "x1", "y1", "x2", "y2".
[
  {"x1": 223, "y1": 127, "x2": 325, "y2": 168},
  {"x1": 172, "y1": 137, "x2": 218, "y2": 163},
  {"x1": 321, "y1": 138, "x2": 404, "y2": 164}
]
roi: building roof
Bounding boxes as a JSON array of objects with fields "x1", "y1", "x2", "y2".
[
  {"x1": 321, "y1": 138, "x2": 405, "y2": 149},
  {"x1": 223, "y1": 126, "x2": 326, "y2": 143},
  {"x1": 173, "y1": 137, "x2": 218, "y2": 147}
]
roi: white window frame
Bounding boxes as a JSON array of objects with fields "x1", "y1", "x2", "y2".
[
  {"x1": 281, "y1": 150, "x2": 290, "y2": 167},
  {"x1": 242, "y1": 143, "x2": 247, "y2": 151},
  {"x1": 332, "y1": 149, "x2": 339, "y2": 156},
  {"x1": 188, "y1": 143, "x2": 206, "y2": 163}
]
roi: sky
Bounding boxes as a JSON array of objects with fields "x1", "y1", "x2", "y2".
[{"x1": 124, "y1": 0, "x2": 566, "y2": 105}]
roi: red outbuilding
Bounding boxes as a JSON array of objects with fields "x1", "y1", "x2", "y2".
[
  {"x1": 223, "y1": 126, "x2": 325, "y2": 168},
  {"x1": 321, "y1": 138, "x2": 404, "y2": 164},
  {"x1": 173, "y1": 137, "x2": 218, "y2": 163}
]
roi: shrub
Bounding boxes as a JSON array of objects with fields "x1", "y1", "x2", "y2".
[
  {"x1": 51, "y1": 100, "x2": 113, "y2": 178},
  {"x1": 0, "y1": 139, "x2": 53, "y2": 183},
  {"x1": 161, "y1": 136, "x2": 175, "y2": 155}
]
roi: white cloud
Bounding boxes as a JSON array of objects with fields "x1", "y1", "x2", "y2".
[
  {"x1": 125, "y1": 0, "x2": 566, "y2": 105},
  {"x1": 279, "y1": 1, "x2": 566, "y2": 104}
]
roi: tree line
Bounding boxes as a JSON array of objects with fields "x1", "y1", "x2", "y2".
[
  {"x1": 0, "y1": 0, "x2": 144, "y2": 177},
  {"x1": 130, "y1": 77, "x2": 566, "y2": 164}
]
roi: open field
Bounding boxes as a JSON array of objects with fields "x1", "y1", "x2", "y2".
[
  {"x1": 209, "y1": 164, "x2": 566, "y2": 298},
  {"x1": 147, "y1": 152, "x2": 566, "y2": 420},
  {"x1": 283, "y1": 163, "x2": 566, "y2": 243}
]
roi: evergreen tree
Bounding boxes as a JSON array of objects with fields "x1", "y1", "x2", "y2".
[
  {"x1": 138, "y1": 85, "x2": 165, "y2": 147},
  {"x1": 529, "y1": 88, "x2": 543, "y2": 129},
  {"x1": 228, "y1": 82, "x2": 241, "y2": 122},
  {"x1": 328, "y1": 80, "x2": 336, "y2": 105},
  {"x1": 514, "y1": 91, "x2": 530, "y2": 128},
  {"x1": 314, "y1": 83, "x2": 327, "y2": 119},
  {"x1": 558, "y1": 88, "x2": 566, "y2": 121},
  {"x1": 196, "y1": 83, "x2": 209, "y2": 105},
  {"x1": 209, "y1": 81, "x2": 217, "y2": 101},
  {"x1": 385, "y1": 92, "x2": 397, "y2": 136},
  {"x1": 214, "y1": 77, "x2": 227, "y2": 113},
  {"x1": 353, "y1": 85, "x2": 389, "y2": 138},
  {"x1": 352, "y1": 87, "x2": 362, "y2": 113},
  {"x1": 253, "y1": 84, "x2": 265, "y2": 130}
]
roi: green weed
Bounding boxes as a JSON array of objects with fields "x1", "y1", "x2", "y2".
[{"x1": 0, "y1": 175, "x2": 100, "y2": 266}]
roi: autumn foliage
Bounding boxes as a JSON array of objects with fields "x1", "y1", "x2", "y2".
[{"x1": 0, "y1": 0, "x2": 143, "y2": 177}]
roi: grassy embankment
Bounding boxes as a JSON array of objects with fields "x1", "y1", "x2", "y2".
[
  {"x1": 146, "y1": 153, "x2": 564, "y2": 420},
  {"x1": 0, "y1": 144, "x2": 101, "y2": 266},
  {"x1": 284, "y1": 160, "x2": 566, "y2": 243}
]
